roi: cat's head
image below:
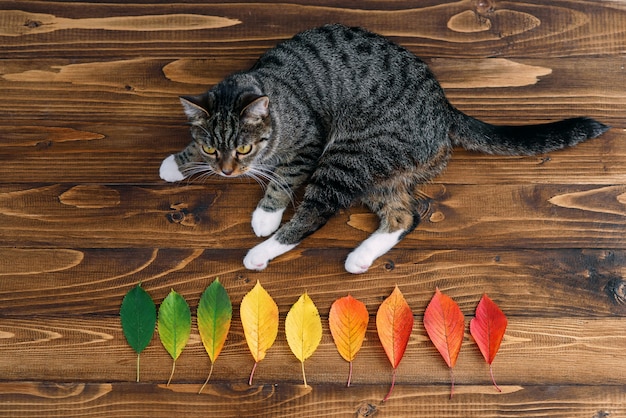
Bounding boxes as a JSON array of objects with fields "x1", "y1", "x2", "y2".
[{"x1": 179, "y1": 92, "x2": 272, "y2": 178}]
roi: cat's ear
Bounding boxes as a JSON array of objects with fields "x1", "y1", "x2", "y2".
[
  {"x1": 180, "y1": 95, "x2": 211, "y2": 120},
  {"x1": 240, "y1": 96, "x2": 269, "y2": 123}
]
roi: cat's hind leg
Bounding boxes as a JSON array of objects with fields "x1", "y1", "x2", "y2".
[
  {"x1": 344, "y1": 229, "x2": 405, "y2": 274},
  {"x1": 345, "y1": 181, "x2": 421, "y2": 274},
  {"x1": 345, "y1": 144, "x2": 450, "y2": 274}
]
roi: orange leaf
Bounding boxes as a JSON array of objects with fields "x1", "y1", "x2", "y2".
[
  {"x1": 329, "y1": 295, "x2": 369, "y2": 387},
  {"x1": 470, "y1": 294, "x2": 507, "y2": 392},
  {"x1": 423, "y1": 288, "x2": 465, "y2": 398},
  {"x1": 376, "y1": 286, "x2": 414, "y2": 402}
]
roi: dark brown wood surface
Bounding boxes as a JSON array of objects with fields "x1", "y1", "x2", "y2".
[{"x1": 1, "y1": 1, "x2": 625, "y2": 416}]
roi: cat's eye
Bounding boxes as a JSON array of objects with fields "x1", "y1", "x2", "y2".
[
  {"x1": 201, "y1": 145, "x2": 217, "y2": 156},
  {"x1": 236, "y1": 144, "x2": 252, "y2": 155}
]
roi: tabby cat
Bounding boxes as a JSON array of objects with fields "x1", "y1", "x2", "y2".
[{"x1": 160, "y1": 24, "x2": 608, "y2": 274}]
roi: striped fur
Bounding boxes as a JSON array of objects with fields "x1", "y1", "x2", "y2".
[{"x1": 162, "y1": 24, "x2": 609, "y2": 273}]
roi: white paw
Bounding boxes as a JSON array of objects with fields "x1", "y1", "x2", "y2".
[
  {"x1": 243, "y1": 236, "x2": 296, "y2": 271},
  {"x1": 251, "y1": 207, "x2": 285, "y2": 237},
  {"x1": 344, "y1": 230, "x2": 404, "y2": 274},
  {"x1": 345, "y1": 250, "x2": 374, "y2": 274},
  {"x1": 160, "y1": 155, "x2": 185, "y2": 182}
]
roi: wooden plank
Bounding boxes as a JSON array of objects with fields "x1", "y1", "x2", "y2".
[
  {"x1": 1, "y1": 1, "x2": 625, "y2": 59},
  {"x1": 0, "y1": 57, "x2": 622, "y2": 124},
  {"x1": 0, "y1": 382, "x2": 622, "y2": 418},
  {"x1": 0, "y1": 56, "x2": 622, "y2": 185},
  {"x1": 0, "y1": 126, "x2": 622, "y2": 185},
  {"x1": 0, "y1": 248, "x2": 624, "y2": 317},
  {"x1": 0, "y1": 183, "x2": 625, "y2": 249},
  {"x1": 0, "y1": 315, "x2": 625, "y2": 386}
]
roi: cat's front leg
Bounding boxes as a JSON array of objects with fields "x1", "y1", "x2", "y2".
[
  {"x1": 252, "y1": 167, "x2": 307, "y2": 237},
  {"x1": 243, "y1": 236, "x2": 296, "y2": 270},
  {"x1": 244, "y1": 189, "x2": 341, "y2": 271},
  {"x1": 251, "y1": 207, "x2": 286, "y2": 237},
  {"x1": 159, "y1": 155, "x2": 185, "y2": 182}
]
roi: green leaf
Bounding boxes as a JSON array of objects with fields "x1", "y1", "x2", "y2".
[
  {"x1": 197, "y1": 278, "x2": 232, "y2": 393},
  {"x1": 120, "y1": 283, "x2": 156, "y2": 382},
  {"x1": 158, "y1": 289, "x2": 191, "y2": 385}
]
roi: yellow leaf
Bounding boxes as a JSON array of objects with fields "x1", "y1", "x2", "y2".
[
  {"x1": 285, "y1": 292, "x2": 322, "y2": 387},
  {"x1": 240, "y1": 281, "x2": 279, "y2": 385}
]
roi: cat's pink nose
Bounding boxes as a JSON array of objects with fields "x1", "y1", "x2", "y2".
[{"x1": 221, "y1": 168, "x2": 234, "y2": 176}]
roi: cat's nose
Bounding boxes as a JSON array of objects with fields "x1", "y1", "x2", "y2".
[{"x1": 221, "y1": 168, "x2": 234, "y2": 176}]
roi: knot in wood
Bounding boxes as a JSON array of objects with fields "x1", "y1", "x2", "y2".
[
  {"x1": 24, "y1": 19, "x2": 43, "y2": 28},
  {"x1": 605, "y1": 276, "x2": 626, "y2": 305},
  {"x1": 429, "y1": 211, "x2": 445, "y2": 223},
  {"x1": 355, "y1": 402, "x2": 377, "y2": 417},
  {"x1": 167, "y1": 202, "x2": 201, "y2": 227},
  {"x1": 383, "y1": 260, "x2": 395, "y2": 271},
  {"x1": 473, "y1": 0, "x2": 495, "y2": 15}
]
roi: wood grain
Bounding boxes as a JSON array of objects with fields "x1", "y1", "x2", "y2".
[
  {"x1": 1, "y1": 315, "x2": 625, "y2": 386},
  {"x1": 1, "y1": 0, "x2": 625, "y2": 415},
  {"x1": 2, "y1": 1, "x2": 625, "y2": 59},
  {"x1": 0, "y1": 55, "x2": 621, "y2": 186},
  {"x1": 1, "y1": 56, "x2": 621, "y2": 124},
  {"x1": 0, "y1": 10, "x2": 241, "y2": 37},
  {"x1": 1, "y1": 183, "x2": 625, "y2": 249},
  {"x1": 0, "y1": 382, "x2": 622, "y2": 418},
  {"x1": 0, "y1": 247, "x2": 624, "y2": 317},
  {"x1": 0, "y1": 128, "x2": 623, "y2": 184}
]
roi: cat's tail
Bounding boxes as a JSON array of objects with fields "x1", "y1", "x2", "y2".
[{"x1": 450, "y1": 109, "x2": 609, "y2": 156}]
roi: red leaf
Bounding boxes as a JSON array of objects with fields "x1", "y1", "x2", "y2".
[
  {"x1": 423, "y1": 288, "x2": 465, "y2": 398},
  {"x1": 470, "y1": 294, "x2": 508, "y2": 392}
]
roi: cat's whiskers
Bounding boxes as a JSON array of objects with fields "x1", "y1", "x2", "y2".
[
  {"x1": 178, "y1": 163, "x2": 290, "y2": 204},
  {"x1": 246, "y1": 165, "x2": 295, "y2": 208},
  {"x1": 180, "y1": 162, "x2": 217, "y2": 184},
  {"x1": 243, "y1": 170, "x2": 268, "y2": 192}
]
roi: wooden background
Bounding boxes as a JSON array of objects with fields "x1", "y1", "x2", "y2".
[{"x1": 1, "y1": 0, "x2": 625, "y2": 416}]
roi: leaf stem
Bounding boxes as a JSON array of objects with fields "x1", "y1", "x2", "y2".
[
  {"x1": 249, "y1": 362, "x2": 258, "y2": 386},
  {"x1": 198, "y1": 362, "x2": 214, "y2": 394},
  {"x1": 166, "y1": 361, "x2": 176, "y2": 387},
  {"x1": 490, "y1": 364, "x2": 502, "y2": 392},
  {"x1": 382, "y1": 368, "x2": 397, "y2": 403},
  {"x1": 301, "y1": 361, "x2": 308, "y2": 388},
  {"x1": 449, "y1": 367, "x2": 455, "y2": 399},
  {"x1": 136, "y1": 353, "x2": 140, "y2": 383},
  {"x1": 347, "y1": 361, "x2": 353, "y2": 388}
]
